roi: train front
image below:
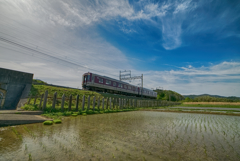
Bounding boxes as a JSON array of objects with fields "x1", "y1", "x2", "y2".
[{"x1": 82, "y1": 72, "x2": 92, "y2": 90}]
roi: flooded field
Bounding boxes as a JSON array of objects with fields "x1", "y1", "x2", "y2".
[{"x1": 0, "y1": 111, "x2": 240, "y2": 161}]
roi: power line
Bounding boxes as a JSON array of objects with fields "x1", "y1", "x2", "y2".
[
  {"x1": 0, "y1": 36, "x2": 119, "y2": 78},
  {"x1": 0, "y1": 16, "x2": 126, "y2": 70},
  {"x1": 0, "y1": 27, "x2": 122, "y2": 71}
]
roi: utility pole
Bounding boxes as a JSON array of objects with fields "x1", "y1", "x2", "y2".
[{"x1": 119, "y1": 70, "x2": 143, "y2": 98}]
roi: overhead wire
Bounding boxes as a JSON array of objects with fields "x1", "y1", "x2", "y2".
[
  {"x1": 0, "y1": 15, "x2": 127, "y2": 70},
  {"x1": 0, "y1": 36, "x2": 119, "y2": 78},
  {"x1": 0, "y1": 44, "x2": 80, "y2": 70},
  {"x1": 0, "y1": 14, "x2": 145, "y2": 81}
]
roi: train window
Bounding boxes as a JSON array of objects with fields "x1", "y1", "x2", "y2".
[
  {"x1": 87, "y1": 75, "x2": 90, "y2": 81},
  {"x1": 128, "y1": 86, "x2": 131, "y2": 89},
  {"x1": 118, "y1": 83, "x2": 122, "y2": 88},
  {"x1": 124, "y1": 85, "x2": 127, "y2": 89},
  {"x1": 113, "y1": 82, "x2": 116, "y2": 86},
  {"x1": 99, "y1": 78, "x2": 103, "y2": 83},
  {"x1": 106, "y1": 80, "x2": 111, "y2": 85}
]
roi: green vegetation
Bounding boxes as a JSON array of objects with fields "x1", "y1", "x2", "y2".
[
  {"x1": 32, "y1": 79, "x2": 47, "y2": 85},
  {"x1": 29, "y1": 84, "x2": 149, "y2": 102},
  {"x1": 40, "y1": 108, "x2": 139, "y2": 120},
  {"x1": 183, "y1": 95, "x2": 240, "y2": 102},
  {"x1": 53, "y1": 120, "x2": 62, "y2": 124},
  {"x1": 29, "y1": 84, "x2": 101, "y2": 98},
  {"x1": 154, "y1": 89, "x2": 184, "y2": 101},
  {"x1": 99, "y1": 92, "x2": 149, "y2": 100},
  {"x1": 21, "y1": 104, "x2": 39, "y2": 111},
  {"x1": 177, "y1": 103, "x2": 240, "y2": 108},
  {"x1": 25, "y1": 84, "x2": 150, "y2": 112},
  {"x1": 43, "y1": 121, "x2": 53, "y2": 125},
  {"x1": 11, "y1": 127, "x2": 22, "y2": 140}
]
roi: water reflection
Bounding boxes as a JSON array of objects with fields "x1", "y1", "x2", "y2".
[{"x1": 0, "y1": 111, "x2": 240, "y2": 161}]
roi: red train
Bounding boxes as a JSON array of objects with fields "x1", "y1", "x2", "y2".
[{"x1": 82, "y1": 72, "x2": 157, "y2": 99}]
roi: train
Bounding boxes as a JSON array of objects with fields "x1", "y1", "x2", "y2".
[{"x1": 82, "y1": 72, "x2": 157, "y2": 99}]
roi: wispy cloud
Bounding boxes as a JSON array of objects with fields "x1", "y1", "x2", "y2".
[
  {"x1": 0, "y1": 0, "x2": 239, "y2": 97},
  {"x1": 0, "y1": 0, "x2": 133, "y2": 82},
  {"x1": 139, "y1": 61, "x2": 240, "y2": 96},
  {"x1": 2, "y1": 0, "x2": 238, "y2": 50}
]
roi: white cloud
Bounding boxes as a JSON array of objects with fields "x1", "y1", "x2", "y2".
[
  {"x1": 173, "y1": 0, "x2": 193, "y2": 14},
  {"x1": 21, "y1": 62, "x2": 46, "y2": 67},
  {"x1": 1, "y1": 0, "x2": 238, "y2": 51},
  {"x1": 138, "y1": 61, "x2": 240, "y2": 96},
  {"x1": 0, "y1": 0, "x2": 239, "y2": 97},
  {"x1": 0, "y1": 0, "x2": 133, "y2": 86},
  {"x1": 161, "y1": 19, "x2": 182, "y2": 50}
]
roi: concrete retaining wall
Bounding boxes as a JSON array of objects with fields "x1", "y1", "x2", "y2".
[{"x1": 0, "y1": 67, "x2": 33, "y2": 110}]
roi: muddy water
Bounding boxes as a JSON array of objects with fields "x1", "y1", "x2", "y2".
[{"x1": 0, "y1": 111, "x2": 240, "y2": 161}]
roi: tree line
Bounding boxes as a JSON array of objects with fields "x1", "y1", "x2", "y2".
[
  {"x1": 184, "y1": 95, "x2": 240, "y2": 102},
  {"x1": 154, "y1": 89, "x2": 184, "y2": 102}
]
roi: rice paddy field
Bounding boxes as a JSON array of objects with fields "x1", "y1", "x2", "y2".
[
  {"x1": 183, "y1": 102, "x2": 240, "y2": 105},
  {"x1": 0, "y1": 111, "x2": 240, "y2": 161}
]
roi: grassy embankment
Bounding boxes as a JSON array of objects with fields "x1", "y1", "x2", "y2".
[{"x1": 21, "y1": 84, "x2": 153, "y2": 120}]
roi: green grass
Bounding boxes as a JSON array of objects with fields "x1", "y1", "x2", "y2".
[
  {"x1": 23, "y1": 85, "x2": 179, "y2": 115},
  {"x1": 43, "y1": 121, "x2": 53, "y2": 125},
  {"x1": 30, "y1": 84, "x2": 101, "y2": 98},
  {"x1": 53, "y1": 120, "x2": 62, "y2": 124},
  {"x1": 21, "y1": 104, "x2": 39, "y2": 111},
  {"x1": 26, "y1": 84, "x2": 155, "y2": 109},
  {"x1": 40, "y1": 108, "x2": 140, "y2": 120},
  {"x1": 99, "y1": 92, "x2": 151, "y2": 100}
]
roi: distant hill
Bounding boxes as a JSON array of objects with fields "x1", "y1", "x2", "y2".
[
  {"x1": 154, "y1": 89, "x2": 184, "y2": 101},
  {"x1": 183, "y1": 94, "x2": 240, "y2": 102}
]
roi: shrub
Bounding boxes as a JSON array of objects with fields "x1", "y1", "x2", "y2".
[
  {"x1": 21, "y1": 104, "x2": 39, "y2": 111},
  {"x1": 94, "y1": 111, "x2": 99, "y2": 114},
  {"x1": 53, "y1": 120, "x2": 62, "y2": 124},
  {"x1": 82, "y1": 113, "x2": 87, "y2": 116},
  {"x1": 77, "y1": 110, "x2": 82, "y2": 115},
  {"x1": 72, "y1": 114, "x2": 78, "y2": 116},
  {"x1": 64, "y1": 111, "x2": 72, "y2": 116},
  {"x1": 43, "y1": 121, "x2": 53, "y2": 125},
  {"x1": 86, "y1": 110, "x2": 94, "y2": 115}
]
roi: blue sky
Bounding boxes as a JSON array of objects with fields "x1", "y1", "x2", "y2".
[{"x1": 0, "y1": 0, "x2": 240, "y2": 96}]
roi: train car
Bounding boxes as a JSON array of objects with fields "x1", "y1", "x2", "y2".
[{"x1": 82, "y1": 72, "x2": 157, "y2": 99}]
